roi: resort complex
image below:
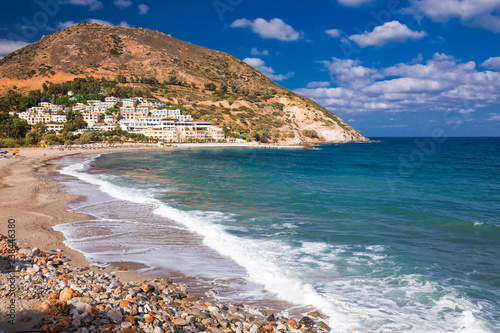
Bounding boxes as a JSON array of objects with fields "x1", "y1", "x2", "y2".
[{"x1": 12, "y1": 96, "x2": 226, "y2": 143}]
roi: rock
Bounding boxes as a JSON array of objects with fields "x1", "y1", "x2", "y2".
[
  {"x1": 316, "y1": 321, "x2": 331, "y2": 332},
  {"x1": 31, "y1": 247, "x2": 44, "y2": 257},
  {"x1": 153, "y1": 327, "x2": 165, "y2": 333},
  {"x1": 106, "y1": 309, "x2": 123, "y2": 323},
  {"x1": 191, "y1": 309, "x2": 211, "y2": 319},
  {"x1": 109, "y1": 280, "x2": 122, "y2": 289},
  {"x1": 140, "y1": 284, "x2": 152, "y2": 293},
  {"x1": 50, "y1": 291, "x2": 60, "y2": 299},
  {"x1": 267, "y1": 314, "x2": 276, "y2": 322},
  {"x1": 122, "y1": 329, "x2": 141, "y2": 333},
  {"x1": 287, "y1": 319, "x2": 300, "y2": 330},
  {"x1": 121, "y1": 321, "x2": 133, "y2": 329},
  {"x1": 60, "y1": 288, "x2": 79, "y2": 301},
  {"x1": 299, "y1": 316, "x2": 314, "y2": 328},
  {"x1": 41, "y1": 321, "x2": 69, "y2": 333},
  {"x1": 125, "y1": 315, "x2": 136, "y2": 324},
  {"x1": 172, "y1": 318, "x2": 188, "y2": 326},
  {"x1": 38, "y1": 299, "x2": 69, "y2": 316},
  {"x1": 307, "y1": 311, "x2": 323, "y2": 319},
  {"x1": 119, "y1": 300, "x2": 131, "y2": 308}
]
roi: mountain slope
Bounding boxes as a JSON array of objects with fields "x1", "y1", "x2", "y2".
[{"x1": 0, "y1": 23, "x2": 367, "y2": 143}]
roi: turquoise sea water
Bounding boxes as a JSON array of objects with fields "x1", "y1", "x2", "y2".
[{"x1": 57, "y1": 138, "x2": 500, "y2": 332}]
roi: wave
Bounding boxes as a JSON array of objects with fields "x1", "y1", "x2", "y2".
[{"x1": 58, "y1": 154, "x2": 491, "y2": 333}]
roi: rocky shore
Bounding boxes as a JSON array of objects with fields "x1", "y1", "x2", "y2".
[{"x1": 0, "y1": 235, "x2": 331, "y2": 333}]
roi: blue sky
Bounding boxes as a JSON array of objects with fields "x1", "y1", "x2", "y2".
[{"x1": 1, "y1": 0, "x2": 500, "y2": 137}]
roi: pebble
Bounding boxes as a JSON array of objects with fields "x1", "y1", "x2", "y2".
[{"x1": 0, "y1": 234, "x2": 333, "y2": 333}]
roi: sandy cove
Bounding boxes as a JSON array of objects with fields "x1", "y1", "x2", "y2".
[{"x1": 0, "y1": 147, "x2": 331, "y2": 333}]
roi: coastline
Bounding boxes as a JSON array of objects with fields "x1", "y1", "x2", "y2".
[{"x1": 0, "y1": 146, "x2": 327, "y2": 333}]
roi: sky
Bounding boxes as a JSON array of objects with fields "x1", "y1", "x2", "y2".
[{"x1": 1, "y1": 0, "x2": 500, "y2": 137}]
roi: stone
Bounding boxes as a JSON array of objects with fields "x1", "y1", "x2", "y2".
[
  {"x1": 172, "y1": 318, "x2": 188, "y2": 326},
  {"x1": 106, "y1": 309, "x2": 123, "y2": 323},
  {"x1": 109, "y1": 280, "x2": 122, "y2": 289},
  {"x1": 60, "y1": 288, "x2": 80, "y2": 302},
  {"x1": 120, "y1": 300, "x2": 131, "y2": 308},
  {"x1": 299, "y1": 316, "x2": 314, "y2": 328},
  {"x1": 41, "y1": 321, "x2": 69, "y2": 333},
  {"x1": 122, "y1": 329, "x2": 141, "y2": 333},
  {"x1": 140, "y1": 284, "x2": 152, "y2": 293},
  {"x1": 121, "y1": 321, "x2": 133, "y2": 329},
  {"x1": 267, "y1": 314, "x2": 276, "y2": 322},
  {"x1": 153, "y1": 327, "x2": 165, "y2": 333},
  {"x1": 126, "y1": 315, "x2": 136, "y2": 324},
  {"x1": 38, "y1": 299, "x2": 69, "y2": 316},
  {"x1": 31, "y1": 247, "x2": 44, "y2": 257},
  {"x1": 287, "y1": 319, "x2": 300, "y2": 330},
  {"x1": 50, "y1": 291, "x2": 60, "y2": 299},
  {"x1": 307, "y1": 311, "x2": 322, "y2": 319},
  {"x1": 316, "y1": 321, "x2": 331, "y2": 332},
  {"x1": 191, "y1": 309, "x2": 211, "y2": 319}
]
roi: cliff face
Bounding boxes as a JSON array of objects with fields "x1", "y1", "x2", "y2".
[{"x1": 0, "y1": 23, "x2": 367, "y2": 143}]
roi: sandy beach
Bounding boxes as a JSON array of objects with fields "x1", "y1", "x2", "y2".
[
  {"x1": 0, "y1": 146, "x2": 327, "y2": 333},
  {"x1": 0, "y1": 146, "x2": 163, "y2": 331}
]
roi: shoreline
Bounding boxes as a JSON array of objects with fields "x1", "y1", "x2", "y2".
[{"x1": 0, "y1": 146, "x2": 328, "y2": 333}]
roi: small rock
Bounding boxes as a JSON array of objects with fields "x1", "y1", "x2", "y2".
[
  {"x1": 106, "y1": 309, "x2": 123, "y2": 323},
  {"x1": 121, "y1": 321, "x2": 133, "y2": 329},
  {"x1": 287, "y1": 319, "x2": 300, "y2": 330},
  {"x1": 299, "y1": 316, "x2": 314, "y2": 328},
  {"x1": 60, "y1": 288, "x2": 79, "y2": 301},
  {"x1": 172, "y1": 318, "x2": 188, "y2": 326},
  {"x1": 316, "y1": 321, "x2": 331, "y2": 332},
  {"x1": 38, "y1": 299, "x2": 69, "y2": 316}
]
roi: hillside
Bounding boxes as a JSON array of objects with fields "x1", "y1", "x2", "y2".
[{"x1": 0, "y1": 23, "x2": 367, "y2": 143}]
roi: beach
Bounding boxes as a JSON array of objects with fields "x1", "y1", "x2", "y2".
[{"x1": 0, "y1": 146, "x2": 324, "y2": 333}]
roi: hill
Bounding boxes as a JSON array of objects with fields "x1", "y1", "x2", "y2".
[{"x1": 0, "y1": 23, "x2": 367, "y2": 143}]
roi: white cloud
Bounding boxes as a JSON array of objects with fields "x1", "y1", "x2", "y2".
[
  {"x1": 231, "y1": 18, "x2": 302, "y2": 41},
  {"x1": 114, "y1": 0, "x2": 133, "y2": 8},
  {"x1": 348, "y1": 21, "x2": 426, "y2": 47},
  {"x1": 86, "y1": 19, "x2": 131, "y2": 27},
  {"x1": 0, "y1": 39, "x2": 29, "y2": 56},
  {"x1": 306, "y1": 81, "x2": 331, "y2": 88},
  {"x1": 60, "y1": 0, "x2": 103, "y2": 11},
  {"x1": 481, "y1": 56, "x2": 500, "y2": 70},
  {"x1": 243, "y1": 57, "x2": 294, "y2": 81},
  {"x1": 325, "y1": 29, "x2": 341, "y2": 38},
  {"x1": 57, "y1": 21, "x2": 77, "y2": 30},
  {"x1": 407, "y1": 0, "x2": 500, "y2": 32},
  {"x1": 138, "y1": 4, "x2": 149, "y2": 14},
  {"x1": 295, "y1": 53, "x2": 500, "y2": 114},
  {"x1": 487, "y1": 113, "x2": 500, "y2": 121},
  {"x1": 337, "y1": 0, "x2": 373, "y2": 7},
  {"x1": 251, "y1": 47, "x2": 269, "y2": 56}
]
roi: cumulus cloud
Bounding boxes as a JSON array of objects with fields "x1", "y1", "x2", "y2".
[
  {"x1": 0, "y1": 39, "x2": 29, "y2": 57},
  {"x1": 407, "y1": 0, "x2": 500, "y2": 32},
  {"x1": 57, "y1": 21, "x2": 77, "y2": 30},
  {"x1": 244, "y1": 57, "x2": 294, "y2": 81},
  {"x1": 481, "y1": 56, "x2": 500, "y2": 70},
  {"x1": 337, "y1": 0, "x2": 373, "y2": 7},
  {"x1": 86, "y1": 19, "x2": 131, "y2": 27},
  {"x1": 251, "y1": 47, "x2": 269, "y2": 56},
  {"x1": 487, "y1": 113, "x2": 500, "y2": 121},
  {"x1": 138, "y1": 4, "x2": 149, "y2": 14},
  {"x1": 59, "y1": 0, "x2": 103, "y2": 11},
  {"x1": 231, "y1": 18, "x2": 302, "y2": 41},
  {"x1": 114, "y1": 0, "x2": 133, "y2": 8},
  {"x1": 325, "y1": 29, "x2": 342, "y2": 38},
  {"x1": 348, "y1": 21, "x2": 426, "y2": 47},
  {"x1": 306, "y1": 81, "x2": 331, "y2": 88},
  {"x1": 295, "y1": 53, "x2": 500, "y2": 114}
]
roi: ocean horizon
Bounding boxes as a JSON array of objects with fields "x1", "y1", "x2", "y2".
[{"x1": 53, "y1": 137, "x2": 500, "y2": 333}]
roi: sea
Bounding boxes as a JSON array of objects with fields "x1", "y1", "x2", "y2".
[{"x1": 53, "y1": 137, "x2": 500, "y2": 333}]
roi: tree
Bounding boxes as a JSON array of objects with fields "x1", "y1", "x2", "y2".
[
  {"x1": 204, "y1": 83, "x2": 216, "y2": 91},
  {"x1": 43, "y1": 133, "x2": 60, "y2": 145},
  {"x1": 116, "y1": 75, "x2": 127, "y2": 83},
  {"x1": 26, "y1": 131, "x2": 39, "y2": 145},
  {"x1": 34, "y1": 122, "x2": 47, "y2": 136},
  {"x1": 220, "y1": 84, "x2": 228, "y2": 92}
]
